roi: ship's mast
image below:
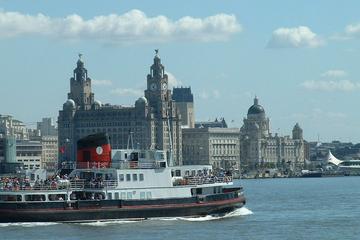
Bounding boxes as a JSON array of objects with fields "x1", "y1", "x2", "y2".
[{"x1": 127, "y1": 131, "x2": 134, "y2": 149}]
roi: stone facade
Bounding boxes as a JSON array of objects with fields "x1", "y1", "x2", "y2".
[
  {"x1": 37, "y1": 118, "x2": 57, "y2": 137},
  {"x1": 195, "y1": 118, "x2": 228, "y2": 129},
  {"x1": 240, "y1": 97, "x2": 305, "y2": 171},
  {"x1": 15, "y1": 140, "x2": 42, "y2": 170},
  {"x1": 40, "y1": 135, "x2": 58, "y2": 172},
  {"x1": 0, "y1": 115, "x2": 29, "y2": 140},
  {"x1": 172, "y1": 87, "x2": 195, "y2": 128},
  {"x1": 182, "y1": 128, "x2": 240, "y2": 171},
  {"x1": 58, "y1": 52, "x2": 182, "y2": 167}
]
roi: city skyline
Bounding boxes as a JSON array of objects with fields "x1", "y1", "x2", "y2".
[{"x1": 1, "y1": 1, "x2": 360, "y2": 142}]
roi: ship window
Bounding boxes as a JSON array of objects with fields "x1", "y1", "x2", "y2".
[
  {"x1": 0, "y1": 195, "x2": 22, "y2": 202},
  {"x1": 121, "y1": 192, "x2": 126, "y2": 199},
  {"x1": 119, "y1": 174, "x2": 124, "y2": 181},
  {"x1": 48, "y1": 194, "x2": 67, "y2": 201},
  {"x1": 133, "y1": 174, "x2": 138, "y2": 181},
  {"x1": 140, "y1": 192, "x2": 146, "y2": 199},
  {"x1": 107, "y1": 193, "x2": 112, "y2": 200},
  {"x1": 115, "y1": 192, "x2": 120, "y2": 199},
  {"x1": 25, "y1": 194, "x2": 46, "y2": 201},
  {"x1": 185, "y1": 170, "x2": 190, "y2": 176},
  {"x1": 146, "y1": 192, "x2": 152, "y2": 199},
  {"x1": 175, "y1": 170, "x2": 181, "y2": 177},
  {"x1": 127, "y1": 192, "x2": 132, "y2": 199},
  {"x1": 139, "y1": 173, "x2": 144, "y2": 181},
  {"x1": 191, "y1": 170, "x2": 196, "y2": 176},
  {"x1": 126, "y1": 174, "x2": 131, "y2": 181}
]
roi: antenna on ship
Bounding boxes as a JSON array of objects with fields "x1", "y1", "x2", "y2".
[{"x1": 127, "y1": 131, "x2": 134, "y2": 149}]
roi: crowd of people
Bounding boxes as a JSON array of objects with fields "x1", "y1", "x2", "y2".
[
  {"x1": 173, "y1": 170, "x2": 233, "y2": 186},
  {"x1": 0, "y1": 174, "x2": 72, "y2": 191}
]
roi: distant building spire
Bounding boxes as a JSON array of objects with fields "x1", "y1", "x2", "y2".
[
  {"x1": 150, "y1": 49, "x2": 164, "y2": 79},
  {"x1": 254, "y1": 95, "x2": 259, "y2": 105}
]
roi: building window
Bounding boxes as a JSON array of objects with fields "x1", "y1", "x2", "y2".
[
  {"x1": 115, "y1": 192, "x2": 120, "y2": 200},
  {"x1": 146, "y1": 192, "x2": 152, "y2": 199},
  {"x1": 121, "y1": 192, "x2": 126, "y2": 199},
  {"x1": 127, "y1": 192, "x2": 132, "y2": 199},
  {"x1": 119, "y1": 174, "x2": 124, "y2": 182}
]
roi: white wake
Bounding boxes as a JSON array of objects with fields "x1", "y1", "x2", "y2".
[
  {"x1": 0, "y1": 222, "x2": 58, "y2": 228},
  {"x1": 156, "y1": 207, "x2": 253, "y2": 222},
  {"x1": 76, "y1": 219, "x2": 142, "y2": 226}
]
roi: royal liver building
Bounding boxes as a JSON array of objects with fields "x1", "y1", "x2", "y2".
[
  {"x1": 58, "y1": 52, "x2": 182, "y2": 167},
  {"x1": 240, "y1": 97, "x2": 305, "y2": 171}
]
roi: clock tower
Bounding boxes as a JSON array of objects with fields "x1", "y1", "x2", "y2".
[
  {"x1": 67, "y1": 54, "x2": 94, "y2": 110},
  {"x1": 144, "y1": 50, "x2": 182, "y2": 166},
  {"x1": 145, "y1": 49, "x2": 171, "y2": 118}
]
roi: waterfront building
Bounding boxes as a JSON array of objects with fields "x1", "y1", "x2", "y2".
[
  {"x1": 0, "y1": 115, "x2": 59, "y2": 173},
  {"x1": 309, "y1": 140, "x2": 360, "y2": 162},
  {"x1": 15, "y1": 140, "x2": 42, "y2": 170},
  {"x1": 40, "y1": 135, "x2": 58, "y2": 173},
  {"x1": 172, "y1": 87, "x2": 195, "y2": 128},
  {"x1": 0, "y1": 115, "x2": 29, "y2": 140},
  {"x1": 37, "y1": 118, "x2": 57, "y2": 136},
  {"x1": 195, "y1": 118, "x2": 228, "y2": 129},
  {"x1": 31, "y1": 118, "x2": 58, "y2": 173},
  {"x1": 182, "y1": 127, "x2": 240, "y2": 171},
  {"x1": 240, "y1": 97, "x2": 305, "y2": 171},
  {"x1": 58, "y1": 52, "x2": 182, "y2": 167}
]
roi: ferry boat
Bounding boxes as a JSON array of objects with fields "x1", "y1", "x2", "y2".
[{"x1": 0, "y1": 133, "x2": 245, "y2": 222}]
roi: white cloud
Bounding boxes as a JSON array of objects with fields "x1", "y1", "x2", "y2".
[
  {"x1": 301, "y1": 79, "x2": 360, "y2": 91},
  {"x1": 165, "y1": 71, "x2": 182, "y2": 88},
  {"x1": 110, "y1": 88, "x2": 143, "y2": 97},
  {"x1": 321, "y1": 70, "x2": 347, "y2": 78},
  {"x1": 0, "y1": 9, "x2": 241, "y2": 43},
  {"x1": 92, "y1": 79, "x2": 113, "y2": 86},
  {"x1": 267, "y1": 26, "x2": 324, "y2": 48},
  {"x1": 345, "y1": 23, "x2": 360, "y2": 37},
  {"x1": 198, "y1": 90, "x2": 221, "y2": 99}
]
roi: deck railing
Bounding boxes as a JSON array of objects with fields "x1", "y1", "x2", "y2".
[
  {"x1": 0, "y1": 179, "x2": 118, "y2": 192},
  {"x1": 174, "y1": 175, "x2": 233, "y2": 186},
  {"x1": 76, "y1": 161, "x2": 162, "y2": 170}
]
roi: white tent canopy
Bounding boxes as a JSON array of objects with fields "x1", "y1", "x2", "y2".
[{"x1": 327, "y1": 150, "x2": 343, "y2": 166}]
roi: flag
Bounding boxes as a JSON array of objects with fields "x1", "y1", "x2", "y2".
[{"x1": 59, "y1": 146, "x2": 65, "y2": 154}]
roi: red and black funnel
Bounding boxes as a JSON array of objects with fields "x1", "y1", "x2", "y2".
[{"x1": 77, "y1": 133, "x2": 111, "y2": 168}]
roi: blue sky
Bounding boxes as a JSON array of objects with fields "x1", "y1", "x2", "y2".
[{"x1": 1, "y1": 0, "x2": 360, "y2": 142}]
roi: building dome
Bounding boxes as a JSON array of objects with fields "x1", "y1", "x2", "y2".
[
  {"x1": 247, "y1": 97, "x2": 265, "y2": 115},
  {"x1": 64, "y1": 99, "x2": 76, "y2": 110},
  {"x1": 136, "y1": 96, "x2": 148, "y2": 105},
  {"x1": 293, "y1": 122, "x2": 302, "y2": 130},
  {"x1": 94, "y1": 100, "x2": 102, "y2": 106}
]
